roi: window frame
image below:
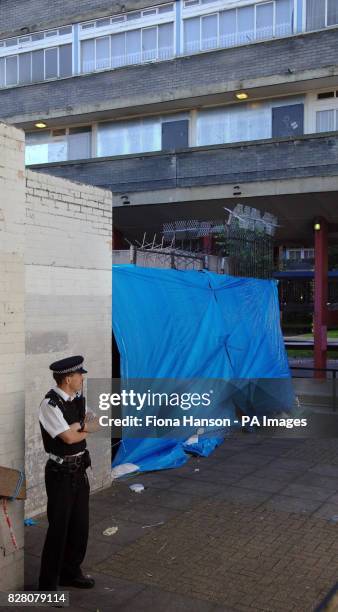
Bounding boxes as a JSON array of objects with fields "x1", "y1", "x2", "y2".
[
  {"x1": 5, "y1": 54, "x2": 19, "y2": 86},
  {"x1": 305, "y1": 91, "x2": 338, "y2": 134},
  {"x1": 80, "y1": 21, "x2": 175, "y2": 73},
  {"x1": 304, "y1": 0, "x2": 338, "y2": 30},
  {"x1": 25, "y1": 124, "x2": 93, "y2": 165},
  {"x1": 183, "y1": 0, "x2": 294, "y2": 55},
  {"x1": 44, "y1": 46, "x2": 59, "y2": 81},
  {"x1": 0, "y1": 42, "x2": 73, "y2": 88}
]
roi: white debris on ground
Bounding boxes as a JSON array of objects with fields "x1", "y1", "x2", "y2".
[
  {"x1": 111, "y1": 463, "x2": 139, "y2": 479},
  {"x1": 102, "y1": 526, "x2": 119, "y2": 536},
  {"x1": 129, "y1": 483, "x2": 145, "y2": 493}
]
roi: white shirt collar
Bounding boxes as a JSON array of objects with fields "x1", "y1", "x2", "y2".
[{"x1": 54, "y1": 386, "x2": 77, "y2": 402}]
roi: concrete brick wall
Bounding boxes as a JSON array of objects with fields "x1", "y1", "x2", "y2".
[
  {"x1": 0, "y1": 0, "x2": 173, "y2": 39},
  {"x1": 24, "y1": 172, "x2": 112, "y2": 517},
  {"x1": 0, "y1": 0, "x2": 168, "y2": 38},
  {"x1": 31, "y1": 132, "x2": 338, "y2": 194},
  {"x1": 0, "y1": 124, "x2": 26, "y2": 589},
  {"x1": 1, "y1": 27, "x2": 338, "y2": 125},
  {"x1": 0, "y1": 121, "x2": 112, "y2": 588}
]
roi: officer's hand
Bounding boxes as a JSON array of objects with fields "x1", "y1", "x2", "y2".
[{"x1": 69, "y1": 422, "x2": 81, "y2": 431}]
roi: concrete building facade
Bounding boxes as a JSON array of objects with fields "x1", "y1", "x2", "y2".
[{"x1": 0, "y1": 1, "x2": 337, "y2": 360}]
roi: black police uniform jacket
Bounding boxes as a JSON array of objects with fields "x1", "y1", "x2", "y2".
[{"x1": 40, "y1": 389, "x2": 87, "y2": 457}]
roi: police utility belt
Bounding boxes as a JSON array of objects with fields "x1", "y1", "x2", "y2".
[{"x1": 48, "y1": 449, "x2": 91, "y2": 471}]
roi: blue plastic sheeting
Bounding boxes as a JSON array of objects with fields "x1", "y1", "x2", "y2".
[{"x1": 112, "y1": 265, "x2": 294, "y2": 473}]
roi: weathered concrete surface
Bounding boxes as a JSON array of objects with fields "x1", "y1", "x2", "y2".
[
  {"x1": 0, "y1": 0, "x2": 171, "y2": 40},
  {"x1": 24, "y1": 170, "x2": 112, "y2": 517},
  {"x1": 2, "y1": 28, "x2": 338, "y2": 126},
  {"x1": 0, "y1": 123, "x2": 26, "y2": 590},
  {"x1": 0, "y1": 121, "x2": 113, "y2": 588},
  {"x1": 31, "y1": 132, "x2": 338, "y2": 196}
]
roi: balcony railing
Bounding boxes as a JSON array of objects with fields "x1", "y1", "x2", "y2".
[{"x1": 279, "y1": 258, "x2": 315, "y2": 271}]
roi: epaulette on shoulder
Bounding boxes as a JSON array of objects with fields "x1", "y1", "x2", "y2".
[{"x1": 48, "y1": 398, "x2": 57, "y2": 408}]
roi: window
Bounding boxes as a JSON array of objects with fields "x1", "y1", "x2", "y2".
[
  {"x1": 32, "y1": 50, "x2": 44, "y2": 82},
  {"x1": 201, "y1": 14, "x2": 218, "y2": 50},
  {"x1": 25, "y1": 127, "x2": 92, "y2": 165},
  {"x1": 127, "y1": 11, "x2": 141, "y2": 21},
  {"x1": 219, "y1": 10, "x2": 236, "y2": 48},
  {"x1": 80, "y1": 4, "x2": 174, "y2": 29},
  {"x1": 183, "y1": 0, "x2": 293, "y2": 55},
  {"x1": 97, "y1": 18, "x2": 111, "y2": 28},
  {"x1": 68, "y1": 127, "x2": 92, "y2": 160},
  {"x1": 111, "y1": 33, "x2": 125, "y2": 68},
  {"x1": 287, "y1": 249, "x2": 302, "y2": 261},
  {"x1": 143, "y1": 27, "x2": 157, "y2": 61},
  {"x1": 6, "y1": 56, "x2": 18, "y2": 86},
  {"x1": 96, "y1": 37, "x2": 110, "y2": 69},
  {"x1": 25, "y1": 130, "x2": 67, "y2": 164},
  {"x1": 0, "y1": 44, "x2": 72, "y2": 88},
  {"x1": 82, "y1": 39, "x2": 95, "y2": 72},
  {"x1": 328, "y1": 0, "x2": 338, "y2": 25},
  {"x1": 196, "y1": 98, "x2": 303, "y2": 146},
  {"x1": 126, "y1": 29, "x2": 141, "y2": 65},
  {"x1": 1, "y1": 26, "x2": 72, "y2": 52},
  {"x1": 19, "y1": 53, "x2": 31, "y2": 85},
  {"x1": 276, "y1": 0, "x2": 293, "y2": 36},
  {"x1": 306, "y1": 0, "x2": 338, "y2": 30},
  {"x1": 196, "y1": 104, "x2": 271, "y2": 146},
  {"x1": 256, "y1": 2, "x2": 274, "y2": 40},
  {"x1": 317, "y1": 91, "x2": 335, "y2": 99},
  {"x1": 59, "y1": 44, "x2": 72, "y2": 77},
  {"x1": 158, "y1": 4, "x2": 174, "y2": 13},
  {"x1": 286, "y1": 248, "x2": 314, "y2": 260},
  {"x1": 82, "y1": 23, "x2": 174, "y2": 73},
  {"x1": 237, "y1": 6, "x2": 255, "y2": 44},
  {"x1": 45, "y1": 48, "x2": 58, "y2": 79},
  {"x1": 0, "y1": 59, "x2": 4, "y2": 87},
  {"x1": 316, "y1": 109, "x2": 338, "y2": 132},
  {"x1": 184, "y1": 17, "x2": 200, "y2": 53},
  {"x1": 159, "y1": 23, "x2": 174, "y2": 58},
  {"x1": 97, "y1": 118, "x2": 161, "y2": 156}
]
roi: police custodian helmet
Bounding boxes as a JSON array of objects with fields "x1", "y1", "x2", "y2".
[{"x1": 49, "y1": 355, "x2": 88, "y2": 374}]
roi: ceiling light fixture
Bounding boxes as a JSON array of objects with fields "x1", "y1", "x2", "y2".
[{"x1": 235, "y1": 92, "x2": 248, "y2": 100}]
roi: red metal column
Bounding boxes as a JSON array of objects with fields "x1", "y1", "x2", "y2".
[
  {"x1": 202, "y1": 235, "x2": 213, "y2": 254},
  {"x1": 314, "y1": 218, "x2": 328, "y2": 378}
]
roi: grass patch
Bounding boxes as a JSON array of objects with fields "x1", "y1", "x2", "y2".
[
  {"x1": 287, "y1": 350, "x2": 338, "y2": 359},
  {"x1": 302, "y1": 330, "x2": 338, "y2": 339}
]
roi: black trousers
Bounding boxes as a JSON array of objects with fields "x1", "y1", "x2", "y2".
[{"x1": 38, "y1": 460, "x2": 90, "y2": 590}]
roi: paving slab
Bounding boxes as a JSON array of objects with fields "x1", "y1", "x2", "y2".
[{"x1": 24, "y1": 433, "x2": 338, "y2": 611}]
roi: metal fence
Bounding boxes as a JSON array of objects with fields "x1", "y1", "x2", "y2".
[{"x1": 291, "y1": 366, "x2": 338, "y2": 412}]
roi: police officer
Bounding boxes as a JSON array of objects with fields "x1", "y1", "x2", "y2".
[{"x1": 38, "y1": 355, "x2": 98, "y2": 591}]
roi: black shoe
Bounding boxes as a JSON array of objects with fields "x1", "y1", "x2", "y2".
[{"x1": 59, "y1": 575, "x2": 95, "y2": 589}]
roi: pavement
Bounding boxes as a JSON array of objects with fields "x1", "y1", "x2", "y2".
[{"x1": 24, "y1": 433, "x2": 338, "y2": 612}]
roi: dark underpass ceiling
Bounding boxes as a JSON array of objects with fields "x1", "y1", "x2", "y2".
[{"x1": 113, "y1": 192, "x2": 338, "y2": 245}]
